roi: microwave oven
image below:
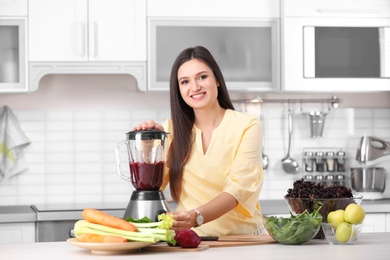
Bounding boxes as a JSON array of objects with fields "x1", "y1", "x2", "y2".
[
  {"x1": 283, "y1": 17, "x2": 390, "y2": 92},
  {"x1": 148, "y1": 19, "x2": 280, "y2": 92}
]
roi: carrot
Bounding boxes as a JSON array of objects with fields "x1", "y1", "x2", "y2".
[
  {"x1": 82, "y1": 208, "x2": 137, "y2": 232},
  {"x1": 78, "y1": 233, "x2": 127, "y2": 243}
]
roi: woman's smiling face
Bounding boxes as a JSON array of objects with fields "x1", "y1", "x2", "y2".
[{"x1": 177, "y1": 58, "x2": 220, "y2": 110}]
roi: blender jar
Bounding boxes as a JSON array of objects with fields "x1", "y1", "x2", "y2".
[{"x1": 115, "y1": 130, "x2": 169, "y2": 190}]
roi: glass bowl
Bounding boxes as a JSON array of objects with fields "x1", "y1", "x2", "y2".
[
  {"x1": 284, "y1": 195, "x2": 363, "y2": 239},
  {"x1": 262, "y1": 215, "x2": 322, "y2": 245},
  {"x1": 321, "y1": 223, "x2": 363, "y2": 245}
]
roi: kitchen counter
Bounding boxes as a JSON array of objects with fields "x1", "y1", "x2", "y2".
[
  {"x1": 260, "y1": 198, "x2": 390, "y2": 214},
  {"x1": 1, "y1": 199, "x2": 389, "y2": 223},
  {"x1": 1, "y1": 232, "x2": 389, "y2": 259},
  {"x1": 0, "y1": 205, "x2": 36, "y2": 223}
]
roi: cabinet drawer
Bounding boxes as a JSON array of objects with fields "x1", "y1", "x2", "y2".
[
  {"x1": 0, "y1": 222, "x2": 35, "y2": 244},
  {"x1": 362, "y1": 213, "x2": 386, "y2": 233}
]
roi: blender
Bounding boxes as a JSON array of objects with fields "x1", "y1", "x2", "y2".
[{"x1": 115, "y1": 130, "x2": 171, "y2": 221}]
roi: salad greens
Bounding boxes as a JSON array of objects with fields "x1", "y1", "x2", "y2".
[{"x1": 264, "y1": 206, "x2": 323, "y2": 245}]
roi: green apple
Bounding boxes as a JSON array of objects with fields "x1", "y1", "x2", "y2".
[
  {"x1": 335, "y1": 222, "x2": 352, "y2": 243},
  {"x1": 327, "y1": 209, "x2": 345, "y2": 228},
  {"x1": 344, "y1": 204, "x2": 365, "y2": 224}
]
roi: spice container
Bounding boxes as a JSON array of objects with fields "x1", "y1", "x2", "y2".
[
  {"x1": 304, "y1": 175, "x2": 313, "y2": 181},
  {"x1": 336, "y1": 174, "x2": 346, "y2": 186},
  {"x1": 325, "y1": 151, "x2": 335, "y2": 172},
  {"x1": 336, "y1": 151, "x2": 346, "y2": 172},
  {"x1": 315, "y1": 152, "x2": 325, "y2": 172},
  {"x1": 304, "y1": 152, "x2": 314, "y2": 172}
]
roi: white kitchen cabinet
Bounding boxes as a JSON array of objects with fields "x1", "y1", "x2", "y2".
[
  {"x1": 0, "y1": 0, "x2": 28, "y2": 93},
  {"x1": 361, "y1": 213, "x2": 387, "y2": 233},
  {"x1": 386, "y1": 213, "x2": 390, "y2": 232},
  {"x1": 28, "y1": 0, "x2": 146, "y2": 62},
  {"x1": 147, "y1": 0, "x2": 280, "y2": 92},
  {"x1": 0, "y1": 222, "x2": 35, "y2": 244},
  {"x1": 281, "y1": 0, "x2": 390, "y2": 92},
  {"x1": 0, "y1": 0, "x2": 27, "y2": 16},
  {"x1": 147, "y1": 0, "x2": 280, "y2": 18},
  {"x1": 148, "y1": 19, "x2": 280, "y2": 92}
]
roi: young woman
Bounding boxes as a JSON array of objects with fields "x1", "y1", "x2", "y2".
[{"x1": 134, "y1": 46, "x2": 264, "y2": 236}]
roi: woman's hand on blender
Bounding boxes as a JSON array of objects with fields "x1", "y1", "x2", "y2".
[
  {"x1": 134, "y1": 120, "x2": 164, "y2": 131},
  {"x1": 171, "y1": 211, "x2": 197, "y2": 231}
]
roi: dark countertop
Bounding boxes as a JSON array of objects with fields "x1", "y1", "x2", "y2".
[
  {"x1": 259, "y1": 198, "x2": 390, "y2": 215},
  {"x1": 0, "y1": 205, "x2": 36, "y2": 223},
  {"x1": 1, "y1": 199, "x2": 389, "y2": 223}
]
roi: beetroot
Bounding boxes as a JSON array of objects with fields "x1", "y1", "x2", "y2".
[{"x1": 174, "y1": 229, "x2": 201, "y2": 248}]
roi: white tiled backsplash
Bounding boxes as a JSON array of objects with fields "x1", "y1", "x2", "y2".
[{"x1": 0, "y1": 107, "x2": 389, "y2": 206}]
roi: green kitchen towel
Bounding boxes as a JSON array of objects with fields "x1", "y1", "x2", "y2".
[{"x1": 0, "y1": 106, "x2": 30, "y2": 180}]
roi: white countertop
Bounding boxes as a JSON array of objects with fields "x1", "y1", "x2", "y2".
[{"x1": 1, "y1": 233, "x2": 390, "y2": 260}]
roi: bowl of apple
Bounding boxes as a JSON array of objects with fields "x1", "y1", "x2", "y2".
[{"x1": 321, "y1": 203, "x2": 365, "y2": 245}]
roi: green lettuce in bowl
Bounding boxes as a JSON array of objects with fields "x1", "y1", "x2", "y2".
[{"x1": 262, "y1": 208, "x2": 323, "y2": 245}]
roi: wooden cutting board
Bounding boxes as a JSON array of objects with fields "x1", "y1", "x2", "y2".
[
  {"x1": 142, "y1": 234, "x2": 275, "y2": 252},
  {"x1": 203, "y1": 234, "x2": 276, "y2": 247},
  {"x1": 142, "y1": 243, "x2": 209, "y2": 252}
]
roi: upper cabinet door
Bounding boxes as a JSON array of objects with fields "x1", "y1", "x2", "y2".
[
  {"x1": 28, "y1": 0, "x2": 146, "y2": 62},
  {"x1": 0, "y1": 18, "x2": 28, "y2": 92},
  {"x1": 88, "y1": 0, "x2": 146, "y2": 61},
  {"x1": 28, "y1": 0, "x2": 88, "y2": 61},
  {"x1": 281, "y1": 0, "x2": 390, "y2": 92}
]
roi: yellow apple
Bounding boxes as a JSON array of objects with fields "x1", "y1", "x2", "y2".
[
  {"x1": 335, "y1": 222, "x2": 352, "y2": 243},
  {"x1": 344, "y1": 204, "x2": 365, "y2": 224},
  {"x1": 327, "y1": 209, "x2": 345, "y2": 228}
]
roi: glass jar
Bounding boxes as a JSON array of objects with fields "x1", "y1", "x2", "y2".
[
  {"x1": 336, "y1": 151, "x2": 346, "y2": 172},
  {"x1": 304, "y1": 151, "x2": 314, "y2": 172},
  {"x1": 315, "y1": 152, "x2": 325, "y2": 172},
  {"x1": 325, "y1": 151, "x2": 335, "y2": 172}
]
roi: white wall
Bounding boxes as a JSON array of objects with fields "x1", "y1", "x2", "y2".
[{"x1": 0, "y1": 75, "x2": 389, "y2": 206}]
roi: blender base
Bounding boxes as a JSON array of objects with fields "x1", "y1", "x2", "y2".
[{"x1": 123, "y1": 190, "x2": 171, "y2": 221}]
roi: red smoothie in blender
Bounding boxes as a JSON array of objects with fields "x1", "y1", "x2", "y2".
[{"x1": 129, "y1": 161, "x2": 164, "y2": 190}]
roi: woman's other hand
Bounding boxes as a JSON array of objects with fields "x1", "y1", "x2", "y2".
[{"x1": 133, "y1": 119, "x2": 164, "y2": 131}]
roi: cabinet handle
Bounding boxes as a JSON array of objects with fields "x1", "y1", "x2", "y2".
[
  {"x1": 77, "y1": 22, "x2": 86, "y2": 58},
  {"x1": 90, "y1": 22, "x2": 98, "y2": 58}
]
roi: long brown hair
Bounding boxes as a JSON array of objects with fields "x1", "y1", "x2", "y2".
[{"x1": 168, "y1": 46, "x2": 235, "y2": 202}]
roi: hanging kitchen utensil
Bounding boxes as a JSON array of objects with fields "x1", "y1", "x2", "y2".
[
  {"x1": 307, "y1": 111, "x2": 328, "y2": 138},
  {"x1": 281, "y1": 109, "x2": 300, "y2": 174},
  {"x1": 261, "y1": 113, "x2": 269, "y2": 170}
]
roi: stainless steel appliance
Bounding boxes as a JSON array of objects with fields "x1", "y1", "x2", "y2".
[
  {"x1": 31, "y1": 204, "x2": 125, "y2": 242},
  {"x1": 115, "y1": 130, "x2": 171, "y2": 221},
  {"x1": 351, "y1": 167, "x2": 386, "y2": 193},
  {"x1": 282, "y1": 0, "x2": 390, "y2": 91},
  {"x1": 351, "y1": 136, "x2": 390, "y2": 200}
]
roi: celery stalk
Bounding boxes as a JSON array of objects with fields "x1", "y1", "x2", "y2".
[{"x1": 74, "y1": 220, "x2": 175, "y2": 244}]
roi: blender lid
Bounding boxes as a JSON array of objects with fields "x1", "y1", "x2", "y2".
[{"x1": 126, "y1": 130, "x2": 168, "y2": 140}]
